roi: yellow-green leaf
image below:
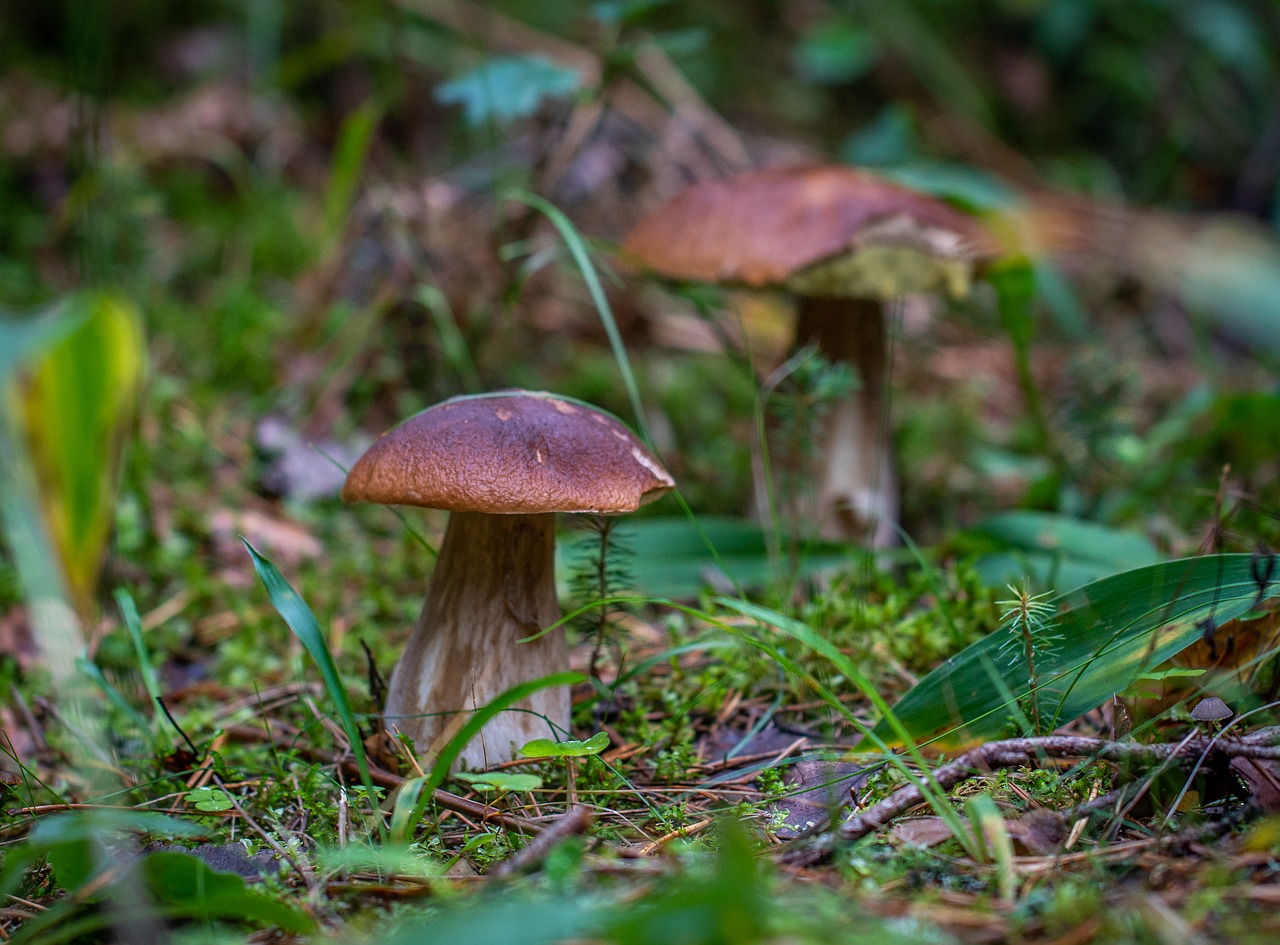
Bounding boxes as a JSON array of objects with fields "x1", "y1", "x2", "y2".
[{"x1": 14, "y1": 293, "x2": 145, "y2": 618}]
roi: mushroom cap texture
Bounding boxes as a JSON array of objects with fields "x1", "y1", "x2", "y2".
[
  {"x1": 1190, "y1": 697, "x2": 1233, "y2": 722},
  {"x1": 623, "y1": 165, "x2": 997, "y2": 288},
  {"x1": 342, "y1": 391, "x2": 675, "y2": 514}
]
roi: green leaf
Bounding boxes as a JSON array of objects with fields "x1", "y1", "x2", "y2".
[
  {"x1": 387, "y1": 777, "x2": 430, "y2": 843},
  {"x1": 839, "y1": 104, "x2": 916, "y2": 167},
  {"x1": 0, "y1": 301, "x2": 81, "y2": 383},
  {"x1": 794, "y1": 18, "x2": 879, "y2": 84},
  {"x1": 521, "y1": 731, "x2": 610, "y2": 758},
  {"x1": 1172, "y1": 220, "x2": 1280, "y2": 350},
  {"x1": 142, "y1": 851, "x2": 314, "y2": 933},
  {"x1": 557, "y1": 516, "x2": 851, "y2": 600},
  {"x1": 454, "y1": 771, "x2": 544, "y2": 792},
  {"x1": 244, "y1": 541, "x2": 377, "y2": 824},
  {"x1": 386, "y1": 895, "x2": 601, "y2": 945},
  {"x1": 115, "y1": 588, "x2": 164, "y2": 731},
  {"x1": 25, "y1": 811, "x2": 201, "y2": 894},
  {"x1": 1135, "y1": 668, "x2": 1206, "y2": 681},
  {"x1": 324, "y1": 98, "x2": 382, "y2": 237},
  {"x1": 883, "y1": 161, "x2": 1017, "y2": 212},
  {"x1": 14, "y1": 292, "x2": 145, "y2": 618},
  {"x1": 188, "y1": 787, "x2": 234, "y2": 812},
  {"x1": 961, "y1": 511, "x2": 1161, "y2": 593},
  {"x1": 436, "y1": 56, "x2": 582, "y2": 126},
  {"x1": 869, "y1": 554, "x2": 1280, "y2": 748}
]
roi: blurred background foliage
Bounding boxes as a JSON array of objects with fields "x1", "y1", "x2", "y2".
[{"x1": 2, "y1": 0, "x2": 1280, "y2": 618}]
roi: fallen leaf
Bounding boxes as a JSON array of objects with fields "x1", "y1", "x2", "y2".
[
  {"x1": 890, "y1": 817, "x2": 956, "y2": 848},
  {"x1": 1232, "y1": 757, "x2": 1280, "y2": 812},
  {"x1": 140, "y1": 842, "x2": 280, "y2": 879},
  {"x1": 770, "y1": 759, "x2": 868, "y2": 839},
  {"x1": 210, "y1": 508, "x2": 321, "y2": 567},
  {"x1": 0, "y1": 607, "x2": 41, "y2": 671}
]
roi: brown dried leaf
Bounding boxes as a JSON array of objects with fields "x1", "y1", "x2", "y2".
[
  {"x1": 771, "y1": 759, "x2": 867, "y2": 839},
  {"x1": 0, "y1": 608, "x2": 41, "y2": 671},
  {"x1": 209, "y1": 507, "x2": 322, "y2": 567},
  {"x1": 890, "y1": 816, "x2": 956, "y2": 848},
  {"x1": 1232, "y1": 757, "x2": 1280, "y2": 812}
]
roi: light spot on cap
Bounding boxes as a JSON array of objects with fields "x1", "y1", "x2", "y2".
[
  {"x1": 550, "y1": 399, "x2": 578, "y2": 415},
  {"x1": 495, "y1": 407, "x2": 513, "y2": 421},
  {"x1": 631, "y1": 446, "x2": 674, "y2": 484}
]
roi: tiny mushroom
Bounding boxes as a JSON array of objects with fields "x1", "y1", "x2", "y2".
[
  {"x1": 625, "y1": 165, "x2": 996, "y2": 545},
  {"x1": 342, "y1": 390, "x2": 673, "y2": 769},
  {"x1": 1189, "y1": 696, "x2": 1233, "y2": 725}
]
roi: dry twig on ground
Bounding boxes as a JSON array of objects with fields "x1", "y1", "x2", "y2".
[{"x1": 840, "y1": 727, "x2": 1280, "y2": 841}]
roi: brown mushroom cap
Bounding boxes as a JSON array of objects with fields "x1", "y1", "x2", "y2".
[
  {"x1": 623, "y1": 165, "x2": 997, "y2": 297},
  {"x1": 342, "y1": 391, "x2": 674, "y2": 514}
]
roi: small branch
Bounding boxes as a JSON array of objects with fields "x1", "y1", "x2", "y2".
[
  {"x1": 840, "y1": 728, "x2": 1280, "y2": 842},
  {"x1": 491, "y1": 806, "x2": 593, "y2": 877},
  {"x1": 635, "y1": 815, "x2": 717, "y2": 857}
]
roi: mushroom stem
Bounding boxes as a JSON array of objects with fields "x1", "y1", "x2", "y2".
[
  {"x1": 794, "y1": 295, "x2": 898, "y2": 546},
  {"x1": 384, "y1": 510, "x2": 569, "y2": 769}
]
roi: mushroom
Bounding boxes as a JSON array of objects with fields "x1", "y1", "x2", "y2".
[
  {"x1": 342, "y1": 390, "x2": 673, "y2": 768},
  {"x1": 1189, "y1": 696, "x2": 1232, "y2": 725},
  {"x1": 624, "y1": 165, "x2": 995, "y2": 545}
]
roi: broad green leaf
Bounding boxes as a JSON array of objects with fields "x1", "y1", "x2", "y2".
[
  {"x1": 869, "y1": 554, "x2": 1280, "y2": 748},
  {"x1": 521, "y1": 731, "x2": 610, "y2": 758},
  {"x1": 960, "y1": 511, "x2": 1161, "y2": 592},
  {"x1": 13, "y1": 292, "x2": 144, "y2": 619},
  {"x1": 453, "y1": 771, "x2": 544, "y2": 792},
  {"x1": 388, "y1": 777, "x2": 430, "y2": 843},
  {"x1": 0, "y1": 302, "x2": 81, "y2": 382},
  {"x1": 1161, "y1": 220, "x2": 1280, "y2": 350},
  {"x1": 25, "y1": 810, "x2": 201, "y2": 893},
  {"x1": 883, "y1": 161, "x2": 1016, "y2": 212},
  {"x1": 436, "y1": 56, "x2": 581, "y2": 126},
  {"x1": 387, "y1": 895, "x2": 602, "y2": 945},
  {"x1": 142, "y1": 852, "x2": 314, "y2": 932},
  {"x1": 1032, "y1": 260, "x2": 1089, "y2": 339},
  {"x1": 244, "y1": 541, "x2": 376, "y2": 815},
  {"x1": 558, "y1": 516, "x2": 851, "y2": 600}
]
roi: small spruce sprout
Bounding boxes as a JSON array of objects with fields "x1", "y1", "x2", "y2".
[
  {"x1": 567, "y1": 514, "x2": 636, "y2": 680},
  {"x1": 997, "y1": 582, "x2": 1063, "y2": 735}
]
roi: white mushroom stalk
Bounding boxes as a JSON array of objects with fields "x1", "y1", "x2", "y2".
[{"x1": 385, "y1": 511, "x2": 565, "y2": 768}]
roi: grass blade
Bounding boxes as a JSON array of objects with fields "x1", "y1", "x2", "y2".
[
  {"x1": 505, "y1": 190, "x2": 648, "y2": 440},
  {"x1": 396, "y1": 671, "x2": 583, "y2": 841},
  {"x1": 243, "y1": 540, "x2": 378, "y2": 828}
]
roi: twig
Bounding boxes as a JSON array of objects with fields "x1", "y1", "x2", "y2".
[
  {"x1": 840, "y1": 728, "x2": 1280, "y2": 842},
  {"x1": 635, "y1": 816, "x2": 716, "y2": 856},
  {"x1": 211, "y1": 774, "x2": 317, "y2": 895},
  {"x1": 491, "y1": 807, "x2": 593, "y2": 877}
]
